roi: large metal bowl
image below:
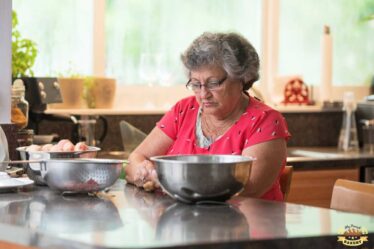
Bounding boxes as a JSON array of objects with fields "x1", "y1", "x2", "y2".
[
  {"x1": 17, "y1": 146, "x2": 100, "y2": 185},
  {"x1": 151, "y1": 155, "x2": 254, "y2": 203},
  {"x1": 39, "y1": 158, "x2": 123, "y2": 193}
]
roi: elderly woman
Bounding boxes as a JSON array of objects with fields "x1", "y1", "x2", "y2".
[{"x1": 126, "y1": 32, "x2": 290, "y2": 201}]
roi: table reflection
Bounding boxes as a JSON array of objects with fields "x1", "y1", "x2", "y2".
[
  {"x1": 0, "y1": 189, "x2": 122, "y2": 234},
  {"x1": 230, "y1": 197, "x2": 288, "y2": 239},
  {"x1": 124, "y1": 184, "x2": 288, "y2": 242},
  {"x1": 0, "y1": 181, "x2": 372, "y2": 249},
  {"x1": 124, "y1": 184, "x2": 175, "y2": 229},
  {"x1": 156, "y1": 202, "x2": 249, "y2": 243},
  {"x1": 125, "y1": 185, "x2": 250, "y2": 243}
]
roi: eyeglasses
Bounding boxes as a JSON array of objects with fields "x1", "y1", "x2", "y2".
[{"x1": 185, "y1": 75, "x2": 227, "y2": 92}]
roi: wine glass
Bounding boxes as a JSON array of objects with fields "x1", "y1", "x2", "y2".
[
  {"x1": 155, "y1": 53, "x2": 173, "y2": 86},
  {"x1": 138, "y1": 53, "x2": 158, "y2": 87}
]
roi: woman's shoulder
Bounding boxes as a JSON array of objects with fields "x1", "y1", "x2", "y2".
[
  {"x1": 241, "y1": 96, "x2": 290, "y2": 144},
  {"x1": 165, "y1": 96, "x2": 199, "y2": 118},
  {"x1": 245, "y1": 96, "x2": 286, "y2": 124},
  {"x1": 247, "y1": 96, "x2": 278, "y2": 113},
  {"x1": 173, "y1": 96, "x2": 199, "y2": 110},
  {"x1": 177, "y1": 95, "x2": 198, "y2": 105}
]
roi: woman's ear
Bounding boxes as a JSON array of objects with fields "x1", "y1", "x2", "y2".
[{"x1": 243, "y1": 80, "x2": 251, "y2": 92}]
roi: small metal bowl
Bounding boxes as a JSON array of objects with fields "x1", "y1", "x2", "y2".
[
  {"x1": 39, "y1": 158, "x2": 124, "y2": 193},
  {"x1": 17, "y1": 146, "x2": 100, "y2": 185},
  {"x1": 151, "y1": 155, "x2": 254, "y2": 203}
]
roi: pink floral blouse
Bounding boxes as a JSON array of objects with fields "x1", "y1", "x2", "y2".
[{"x1": 156, "y1": 96, "x2": 291, "y2": 201}]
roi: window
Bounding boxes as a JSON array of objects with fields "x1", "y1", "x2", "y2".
[
  {"x1": 12, "y1": 0, "x2": 373, "y2": 107},
  {"x1": 105, "y1": 0, "x2": 262, "y2": 86},
  {"x1": 13, "y1": 0, "x2": 93, "y2": 76},
  {"x1": 279, "y1": 0, "x2": 374, "y2": 86}
]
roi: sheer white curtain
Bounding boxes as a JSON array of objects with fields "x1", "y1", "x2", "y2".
[{"x1": 105, "y1": 0, "x2": 262, "y2": 86}]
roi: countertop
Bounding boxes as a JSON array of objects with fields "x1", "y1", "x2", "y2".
[
  {"x1": 44, "y1": 105, "x2": 332, "y2": 116},
  {"x1": 287, "y1": 147, "x2": 374, "y2": 169},
  {"x1": 98, "y1": 147, "x2": 374, "y2": 170},
  {"x1": 45, "y1": 107, "x2": 168, "y2": 116},
  {"x1": 0, "y1": 180, "x2": 373, "y2": 249}
]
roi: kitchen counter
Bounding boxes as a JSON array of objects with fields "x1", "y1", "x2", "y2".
[
  {"x1": 287, "y1": 147, "x2": 374, "y2": 169},
  {"x1": 45, "y1": 107, "x2": 168, "y2": 116},
  {"x1": 285, "y1": 147, "x2": 374, "y2": 207},
  {"x1": 98, "y1": 147, "x2": 374, "y2": 170},
  {"x1": 44, "y1": 102, "x2": 327, "y2": 116},
  {"x1": 0, "y1": 180, "x2": 373, "y2": 249}
]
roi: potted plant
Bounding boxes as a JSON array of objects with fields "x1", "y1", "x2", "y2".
[
  {"x1": 53, "y1": 76, "x2": 86, "y2": 109},
  {"x1": 12, "y1": 11, "x2": 38, "y2": 78},
  {"x1": 51, "y1": 75, "x2": 116, "y2": 109},
  {"x1": 83, "y1": 77, "x2": 116, "y2": 109}
]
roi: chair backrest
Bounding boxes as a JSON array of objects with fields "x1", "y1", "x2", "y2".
[
  {"x1": 330, "y1": 179, "x2": 374, "y2": 215},
  {"x1": 119, "y1": 120, "x2": 147, "y2": 153},
  {"x1": 280, "y1": 165, "x2": 293, "y2": 201}
]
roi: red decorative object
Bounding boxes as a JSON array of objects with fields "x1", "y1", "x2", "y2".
[{"x1": 283, "y1": 78, "x2": 310, "y2": 105}]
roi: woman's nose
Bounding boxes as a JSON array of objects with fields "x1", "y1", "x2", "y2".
[{"x1": 198, "y1": 86, "x2": 211, "y2": 98}]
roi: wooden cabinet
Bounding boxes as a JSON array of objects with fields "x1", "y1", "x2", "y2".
[{"x1": 287, "y1": 167, "x2": 360, "y2": 208}]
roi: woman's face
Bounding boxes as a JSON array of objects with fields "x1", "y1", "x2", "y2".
[{"x1": 189, "y1": 65, "x2": 244, "y2": 118}]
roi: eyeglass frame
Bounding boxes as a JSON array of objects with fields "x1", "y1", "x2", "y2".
[{"x1": 185, "y1": 75, "x2": 228, "y2": 92}]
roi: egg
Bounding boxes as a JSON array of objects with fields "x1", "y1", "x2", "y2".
[
  {"x1": 62, "y1": 141, "x2": 75, "y2": 152},
  {"x1": 57, "y1": 139, "x2": 71, "y2": 148},
  {"x1": 49, "y1": 144, "x2": 62, "y2": 152},
  {"x1": 41, "y1": 144, "x2": 54, "y2": 152},
  {"x1": 74, "y1": 142, "x2": 89, "y2": 151},
  {"x1": 26, "y1": 144, "x2": 41, "y2": 152}
]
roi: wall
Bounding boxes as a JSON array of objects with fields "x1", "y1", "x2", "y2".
[
  {"x1": 0, "y1": 0, "x2": 12, "y2": 123},
  {"x1": 0, "y1": 1, "x2": 15, "y2": 160},
  {"x1": 35, "y1": 111, "x2": 343, "y2": 153}
]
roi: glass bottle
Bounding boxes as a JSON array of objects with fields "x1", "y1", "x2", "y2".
[
  {"x1": 0, "y1": 126, "x2": 9, "y2": 170},
  {"x1": 338, "y1": 92, "x2": 359, "y2": 152},
  {"x1": 11, "y1": 79, "x2": 29, "y2": 130},
  {"x1": 17, "y1": 129, "x2": 34, "y2": 147}
]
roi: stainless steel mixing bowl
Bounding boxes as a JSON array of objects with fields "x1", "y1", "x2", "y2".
[
  {"x1": 17, "y1": 146, "x2": 100, "y2": 185},
  {"x1": 151, "y1": 155, "x2": 254, "y2": 203},
  {"x1": 39, "y1": 158, "x2": 123, "y2": 193}
]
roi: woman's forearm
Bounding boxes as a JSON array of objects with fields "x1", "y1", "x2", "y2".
[
  {"x1": 240, "y1": 138, "x2": 287, "y2": 198},
  {"x1": 125, "y1": 151, "x2": 149, "y2": 184},
  {"x1": 124, "y1": 127, "x2": 173, "y2": 188}
]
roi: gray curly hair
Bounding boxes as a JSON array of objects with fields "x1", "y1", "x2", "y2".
[{"x1": 181, "y1": 32, "x2": 260, "y2": 91}]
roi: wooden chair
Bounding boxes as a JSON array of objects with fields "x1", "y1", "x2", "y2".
[
  {"x1": 330, "y1": 179, "x2": 374, "y2": 215},
  {"x1": 280, "y1": 165, "x2": 293, "y2": 201}
]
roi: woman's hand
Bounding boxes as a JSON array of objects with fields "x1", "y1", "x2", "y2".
[
  {"x1": 131, "y1": 159, "x2": 160, "y2": 191},
  {"x1": 125, "y1": 126, "x2": 173, "y2": 191}
]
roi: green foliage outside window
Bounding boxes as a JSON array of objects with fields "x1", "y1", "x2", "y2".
[{"x1": 12, "y1": 11, "x2": 38, "y2": 78}]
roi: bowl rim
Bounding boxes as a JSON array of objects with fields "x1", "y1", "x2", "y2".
[
  {"x1": 16, "y1": 146, "x2": 101, "y2": 154},
  {"x1": 43, "y1": 158, "x2": 127, "y2": 164},
  {"x1": 150, "y1": 154, "x2": 256, "y2": 164}
]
